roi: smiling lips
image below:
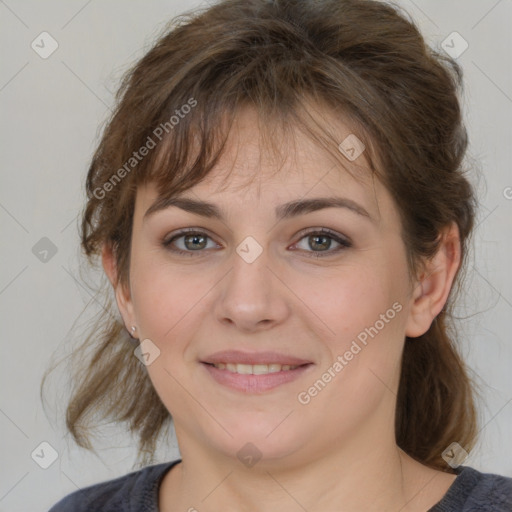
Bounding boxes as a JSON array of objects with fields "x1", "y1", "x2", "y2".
[{"x1": 201, "y1": 350, "x2": 313, "y2": 392}]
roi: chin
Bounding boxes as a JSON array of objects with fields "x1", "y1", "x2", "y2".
[{"x1": 209, "y1": 416, "x2": 307, "y2": 465}]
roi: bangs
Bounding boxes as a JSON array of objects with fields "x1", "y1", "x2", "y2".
[{"x1": 137, "y1": 94, "x2": 381, "y2": 209}]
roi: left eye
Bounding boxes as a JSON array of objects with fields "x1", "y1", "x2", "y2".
[
  {"x1": 162, "y1": 228, "x2": 351, "y2": 257},
  {"x1": 291, "y1": 228, "x2": 352, "y2": 258}
]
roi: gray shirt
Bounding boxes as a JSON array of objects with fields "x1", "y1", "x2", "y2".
[{"x1": 48, "y1": 460, "x2": 512, "y2": 511}]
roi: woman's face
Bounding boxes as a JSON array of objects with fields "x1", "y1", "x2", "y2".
[{"x1": 116, "y1": 108, "x2": 421, "y2": 466}]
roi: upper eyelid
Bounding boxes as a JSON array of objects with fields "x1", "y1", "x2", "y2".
[
  {"x1": 294, "y1": 226, "x2": 350, "y2": 241},
  {"x1": 163, "y1": 227, "x2": 218, "y2": 244}
]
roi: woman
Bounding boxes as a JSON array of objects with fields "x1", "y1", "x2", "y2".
[{"x1": 46, "y1": 0, "x2": 512, "y2": 510}]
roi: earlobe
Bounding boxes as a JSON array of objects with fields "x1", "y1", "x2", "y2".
[{"x1": 405, "y1": 223, "x2": 461, "y2": 338}]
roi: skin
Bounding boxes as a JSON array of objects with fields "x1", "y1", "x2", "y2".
[{"x1": 103, "y1": 107, "x2": 461, "y2": 511}]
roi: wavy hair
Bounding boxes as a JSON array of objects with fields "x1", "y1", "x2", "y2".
[{"x1": 42, "y1": 0, "x2": 480, "y2": 470}]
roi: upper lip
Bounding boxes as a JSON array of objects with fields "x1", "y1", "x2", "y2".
[{"x1": 202, "y1": 350, "x2": 312, "y2": 366}]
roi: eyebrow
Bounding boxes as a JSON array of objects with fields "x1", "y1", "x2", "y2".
[{"x1": 143, "y1": 195, "x2": 372, "y2": 223}]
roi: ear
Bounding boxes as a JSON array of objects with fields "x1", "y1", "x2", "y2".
[
  {"x1": 101, "y1": 243, "x2": 136, "y2": 333},
  {"x1": 405, "y1": 222, "x2": 461, "y2": 338}
]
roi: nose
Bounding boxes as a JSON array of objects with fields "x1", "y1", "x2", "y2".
[{"x1": 213, "y1": 248, "x2": 290, "y2": 333}]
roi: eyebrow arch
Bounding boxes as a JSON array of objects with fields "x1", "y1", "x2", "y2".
[{"x1": 143, "y1": 195, "x2": 372, "y2": 223}]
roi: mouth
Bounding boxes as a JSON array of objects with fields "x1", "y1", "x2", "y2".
[{"x1": 200, "y1": 351, "x2": 313, "y2": 393}]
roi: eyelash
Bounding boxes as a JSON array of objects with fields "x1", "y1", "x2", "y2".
[{"x1": 161, "y1": 227, "x2": 352, "y2": 258}]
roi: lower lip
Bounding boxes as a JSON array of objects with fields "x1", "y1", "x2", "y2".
[{"x1": 202, "y1": 363, "x2": 313, "y2": 393}]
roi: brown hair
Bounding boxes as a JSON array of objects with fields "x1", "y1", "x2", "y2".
[{"x1": 42, "y1": 0, "x2": 480, "y2": 470}]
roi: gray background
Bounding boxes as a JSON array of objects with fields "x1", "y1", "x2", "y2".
[{"x1": 0, "y1": 1, "x2": 511, "y2": 510}]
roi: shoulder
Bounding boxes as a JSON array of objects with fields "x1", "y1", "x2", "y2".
[
  {"x1": 463, "y1": 467, "x2": 512, "y2": 510},
  {"x1": 47, "y1": 460, "x2": 180, "y2": 512},
  {"x1": 431, "y1": 465, "x2": 512, "y2": 512}
]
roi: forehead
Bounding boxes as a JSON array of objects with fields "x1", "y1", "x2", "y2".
[
  {"x1": 185, "y1": 106, "x2": 373, "y2": 196},
  {"x1": 137, "y1": 105, "x2": 394, "y2": 225}
]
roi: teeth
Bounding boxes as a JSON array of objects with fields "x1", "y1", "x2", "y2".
[
  {"x1": 212, "y1": 363, "x2": 300, "y2": 374},
  {"x1": 253, "y1": 364, "x2": 271, "y2": 375}
]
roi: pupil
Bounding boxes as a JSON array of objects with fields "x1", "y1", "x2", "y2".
[
  {"x1": 185, "y1": 234, "x2": 206, "y2": 250},
  {"x1": 311, "y1": 235, "x2": 330, "y2": 251}
]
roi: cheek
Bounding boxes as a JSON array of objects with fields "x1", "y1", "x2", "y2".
[
  {"x1": 129, "y1": 254, "x2": 225, "y2": 371},
  {"x1": 293, "y1": 259, "x2": 404, "y2": 344},
  {"x1": 129, "y1": 263, "x2": 208, "y2": 417},
  {"x1": 134, "y1": 279, "x2": 199, "y2": 339},
  {"x1": 129, "y1": 252, "x2": 201, "y2": 343},
  {"x1": 294, "y1": 253, "x2": 408, "y2": 397}
]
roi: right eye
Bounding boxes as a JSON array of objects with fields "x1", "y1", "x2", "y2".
[{"x1": 162, "y1": 228, "x2": 221, "y2": 256}]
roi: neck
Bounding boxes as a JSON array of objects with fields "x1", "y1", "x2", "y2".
[{"x1": 159, "y1": 423, "x2": 449, "y2": 512}]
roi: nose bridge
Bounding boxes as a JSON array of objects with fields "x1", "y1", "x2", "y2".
[
  {"x1": 228, "y1": 239, "x2": 273, "y2": 308},
  {"x1": 214, "y1": 237, "x2": 288, "y2": 331}
]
